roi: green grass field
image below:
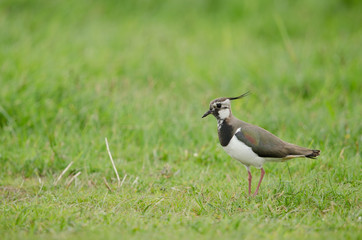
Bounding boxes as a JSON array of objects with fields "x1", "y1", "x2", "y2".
[{"x1": 1, "y1": 0, "x2": 361, "y2": 239}]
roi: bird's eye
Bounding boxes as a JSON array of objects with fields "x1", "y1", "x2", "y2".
[{"x1": 216, "y1": 103, "x2": 221, "y2": 108}]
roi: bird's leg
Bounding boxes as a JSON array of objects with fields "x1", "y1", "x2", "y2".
[
  {"x1": 253, "y1": 168, "x2": 265, "y2": 196},
  {"x1": 247, "y1": 169, "x2": 252, "y2": 196}
]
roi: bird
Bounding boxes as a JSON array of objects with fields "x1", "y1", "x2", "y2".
[{"x1": 202, "y1": 92, "x2": 320, "y2": 196}]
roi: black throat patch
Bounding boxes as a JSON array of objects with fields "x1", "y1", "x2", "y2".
[{"x1": 218, "y1": 120, "x2": 234, "y2": 146}]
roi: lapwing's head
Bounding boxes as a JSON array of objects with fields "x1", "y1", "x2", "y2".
[{"x1": 202, "y1": 92, "x2": 250, "y2": 120}]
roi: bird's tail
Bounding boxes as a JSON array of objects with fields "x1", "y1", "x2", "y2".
[
  {"x1": 305, "y1": 149, "x2": 320, "y2": 159},
  {"x1": 286, "y1": 143, "x2": 320, "y2": 159}
]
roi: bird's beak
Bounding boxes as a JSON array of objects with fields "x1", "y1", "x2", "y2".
[{"x1": 202, "y1": 110, "x2": 212, "y2": 118}]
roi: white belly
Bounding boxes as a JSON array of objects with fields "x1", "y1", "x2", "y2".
[{"x1": 222, "y1": 135, "x2": 265, "y2": 168}]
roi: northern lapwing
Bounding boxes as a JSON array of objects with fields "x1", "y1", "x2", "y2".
[{"x1": 202, "y1": 92, "x2": 320, "y2": 196}]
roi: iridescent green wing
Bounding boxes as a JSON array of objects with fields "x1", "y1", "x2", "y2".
[{"x1": 235, "y1": 125, "x2": 289, "y2": 158}]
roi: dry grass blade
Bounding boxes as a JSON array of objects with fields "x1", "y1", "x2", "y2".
[
  {"x1": 120, "y1": 174, "x2": 127, "y2": 187},
  {"x1": 105, "y1": 137, "x2": 120, "y2": 187},
  {"x1": 103, "y1": 177, "x2": 113, "y2": 192},
  {"x1": 66, "y1": 171, "x2": 81, "y2": 188},
  {"x1": 54, "y1": 161, "x2": 73, "y2": 186}
]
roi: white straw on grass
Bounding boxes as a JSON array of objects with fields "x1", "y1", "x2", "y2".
[
  {"x1": 120, "y1": 174, "x2": 127, "y2": 188},
  {"x1": 105, "y1": 137, "x2": 120, "y2": 187},
  {"x1": 54, "y1": 161, "x2": 73, "y2": 186},
  {"x1": 66, "y1": 171, "x2": 81, "y2": 188},
  {"x1": 132, "y1": 176, "x2": 139, "y2": 186}
]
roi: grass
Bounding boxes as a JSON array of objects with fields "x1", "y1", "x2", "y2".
[{"x1": 0, "y1": 0, "x2": 361, "y2": 239}]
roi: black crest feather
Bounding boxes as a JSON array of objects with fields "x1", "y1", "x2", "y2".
[{"x1": 228, "y1": 91, "x2": 250, "y2": 100}]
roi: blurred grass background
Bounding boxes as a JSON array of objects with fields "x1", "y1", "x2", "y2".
[{"x1": 0, "y1": 0, "x2": 361, "y2": 239}]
